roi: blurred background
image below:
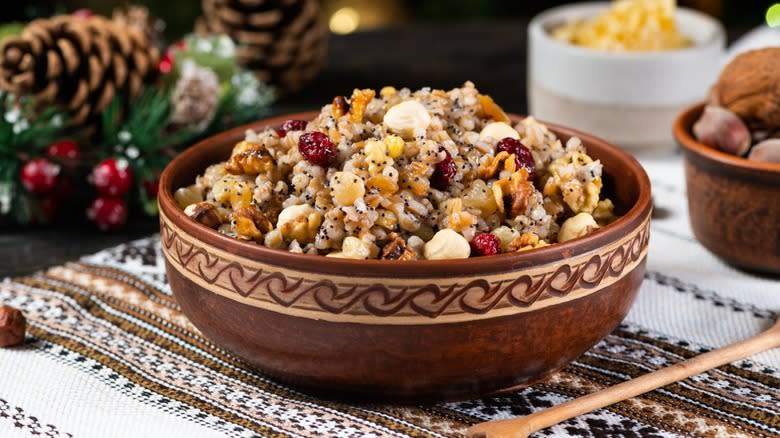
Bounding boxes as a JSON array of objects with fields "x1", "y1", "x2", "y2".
[{"x1": 1, "y1": 0, "x2": 774, "y2": 39}]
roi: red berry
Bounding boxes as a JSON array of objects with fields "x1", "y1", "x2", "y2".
[
  {"x1": 278, "y1": 119, "x2": 308, "y2": 138},
  {"x1": 72, "y1": 8, "x2": 95, "y2": 19},
  {"x1": 33, "y1": 197, "x2": 60, "y2": 224},
  {"x1": 173, "y1": 40, "x2": 187, "y2": 51},
  {"x1": 46, "y1": 140, "x2": 80, "y2": 160},
  {"x1": 86, "y1": 197, "x2": 128, "y2": 231},
  {"x1": 470, "y1": 232, "x2": 501, "y2": 256},
  {"x1": 497, "y1": 137, "x2": 536, "y2": 178},
  {"x1": 431, "y1": 147, "x2": 456, "y2": 190},
  {"x1": 90, "y1": 158, "x2": 133, "y2": 196},
  {"x1": 20, "y1": 158, "x2": 60, "y2": 195},
  {"x1": 50, "y1": 175, "x2": 75, "y2": 202},
  {"x1": 143, "y1": 178, "x2": 159, "y2": 198},
  {"x1": 298, "y1": 131, "x2": 336, "y2": 167},
  {"x1": 158, "y1": 52, "x2": 174, "y2": 74}
]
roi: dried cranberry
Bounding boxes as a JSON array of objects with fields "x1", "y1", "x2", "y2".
[
  {"x1": 470, "y1": 232, "x2": 501, "y2": 256},
  {"x1": 431, "y1": 147, "x2": 456, "y2": 190},
  {"x1": 497, "y1": 137, "x2": 535, "y2": 178},
  {"x1": 278, "y1": 119, "x2": 308, "y2": 138},
  {"x1": 298, "y1": 131, "x2": 336, "y2": 167}
]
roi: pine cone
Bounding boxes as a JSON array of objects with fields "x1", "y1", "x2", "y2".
[
  {"x1": 200, "y1": 0, "x2": 328, "y2": 95},
  {"x1": 0, "y1": 15, "x2": 160, "y2": 126},
  {"x1": 171, "y1": 62, "x2": 220, "y2": 132},
  {"x1": 112, "y1": 5, "x2": 166, "y2": 52}
]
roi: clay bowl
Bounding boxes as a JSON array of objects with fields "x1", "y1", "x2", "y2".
[
  {"x1": 674, "y1": 103, "x2": 780, "y2": 275},
  {"x1": 158, "y1": 112, "x2": 652, "y2": 403}
]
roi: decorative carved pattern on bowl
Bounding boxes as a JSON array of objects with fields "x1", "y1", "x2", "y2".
[{"x1": 161, "y1": 211, "x2": 650, "y2": 325}]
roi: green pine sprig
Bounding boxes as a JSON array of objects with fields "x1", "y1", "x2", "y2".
[
  {"x1": 0, "y1": 93, "x2": 68, "y2": 223},
  {"x1": 205, "y1": 72, "x2": 275, "y2": 136}
]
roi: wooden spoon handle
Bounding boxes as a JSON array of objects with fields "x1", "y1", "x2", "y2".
[{"x1": 466, "y1": 320, "x2": 780, "y2": 438}]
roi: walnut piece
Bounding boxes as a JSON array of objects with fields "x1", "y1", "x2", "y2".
[
  {"x1": 348, "y1": 88, "x2": 376, "y2": 123},
  {"x1": 233, "y1": 207, "x2": 273, "y2": 241},
  {"x1": 331, "y1": 95, "x2": 349, "y2": 118},
  {"x1": 184, "y1": 202, "x2": 222, "y2": 229},
  {"x1": 225, "y1": 141, "x2": 274, "y2": 175},
  {"x1": 478, "y1": 150, "x2": 516, "y2": 179},
  {"x1": 492, "y1": 169, "x2": 534, "y2": 218},
  {"x1": 380, "y1": 233, "x2": 417, "y2": 260},
  {"x1": 0, "y1": 305, "x2": 26, "y2": 348},
  {"x1": 709, "y1": 48, "x2": 780, "y2": 130}
]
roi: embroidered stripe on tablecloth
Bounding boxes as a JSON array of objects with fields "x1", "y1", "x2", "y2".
[{"x1": 0, "y1": 235, "x2": 778, "y2": 438}]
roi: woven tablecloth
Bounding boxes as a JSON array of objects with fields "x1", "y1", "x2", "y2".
[{"x1": 1, "y1": 156, "x2": 778, "y2": 438}]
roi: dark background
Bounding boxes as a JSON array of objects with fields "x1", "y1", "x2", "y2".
[{"x1": 0, "y1": 0, "x2": 773, "y2": 39}]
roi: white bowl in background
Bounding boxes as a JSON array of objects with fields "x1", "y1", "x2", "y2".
[{"x1": 528, "y1": 2, "x2": 725, "y2": 154}]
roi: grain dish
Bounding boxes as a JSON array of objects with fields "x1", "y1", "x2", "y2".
[{"x1": 175, "y1": 82, "x2": 615, "y2": 259}]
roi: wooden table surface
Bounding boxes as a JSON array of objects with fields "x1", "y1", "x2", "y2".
[{"x1": 0, "y1": 21, "x2": 530, "y2": 277}]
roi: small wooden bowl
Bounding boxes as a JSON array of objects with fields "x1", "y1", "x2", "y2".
[
  {"x1": 674, "y1": 103, "x2": 780, "y2": 275},
  {"x1": 158, "y1": 112, "x2": 653, "y2": 402}
]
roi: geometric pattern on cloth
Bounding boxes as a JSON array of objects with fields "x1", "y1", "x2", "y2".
[
  {"x1": 1, "y1": 234, "x2": 778, "y2": 438},
  {"x1": 0, "y1": 397, "x2": 73, "y2": 438}
]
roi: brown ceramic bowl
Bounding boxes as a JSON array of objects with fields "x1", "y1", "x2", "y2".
[
  {"x1": 158, "y1": 112, "x2": 652, "y2": 402},
  {"x1": 674, "y1": 103, "x2": 780, "y2": 275}
]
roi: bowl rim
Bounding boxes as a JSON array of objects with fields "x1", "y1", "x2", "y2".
[
  {"x1": 159, "y1": 111, "x2": 652, "y2": 277},
  {"x1": 528, "y1": 2, "x2": 726, "y2": 59},
  {"x1": 674, "y1": 102, "x2": 780, "y2": 175}
]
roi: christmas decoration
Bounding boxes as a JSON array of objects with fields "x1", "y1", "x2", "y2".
[
  {"x1": 0, "y1": 7, "x2": 275, "y2": 230},
  {"x1": 199, "y1": 0, "x2": 328, "y2": 95},
  {"x1": 86, "y1": 196, "x2": 127, "y2": 230},
  {"x1": 171, "y1": 61, "x2": 220, "y2": 132},
  {"x1": 46, "y1": 140, "x2": 80, "y2": 160},
  {"x1": 0, "y1": 14, "x2": 160, "y2": 126},
  {"x1": 0, "y1": 92, "x2": 68, "y2": 224},
  {"x1": 20, "y1": 157, "x2": 59, "y2": 195},
  {"x1": 89, "y1": 158, "x2": 133, "y2": 197}
]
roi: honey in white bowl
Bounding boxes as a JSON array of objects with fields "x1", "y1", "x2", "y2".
[{"x1": 552, "y1": 0, "x2": 692, "y2": 52}]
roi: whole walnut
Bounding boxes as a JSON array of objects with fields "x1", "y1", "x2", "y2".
[{"x1": 709, "y1": 48, "x2": 780, "y2": 130}]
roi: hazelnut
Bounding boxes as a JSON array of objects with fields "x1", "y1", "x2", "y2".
[
  {"x1": 337, "y1": 236, "x2": 379, "y2": 259},
  {"x1": 0, "y1": 305, "x2": 26, "y2": 348},
  {"x1": 276, "y1": 203, "x2": 321, "y2": 243},
  {"x1": 479, "y1": 121, "x2": 520, "y2": 142},
  {"x1": 558, "y1": 212, "x2": 599, "y2": 243},
  {"x1": 423, "y1": 228, "x2": 470, "y2": 260},
  {"x1": 693, "y1": 106, "x2": 751, "y2": 156},
  {"x1": 748, "y1": 139, "x2": 780, "y2": 163},
  {"x1": 184, "y1": 202, "x2": 222, "y2": 229},
  {"x1": 383, "y1": 100, "x2": 431, "y2": 138}
]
